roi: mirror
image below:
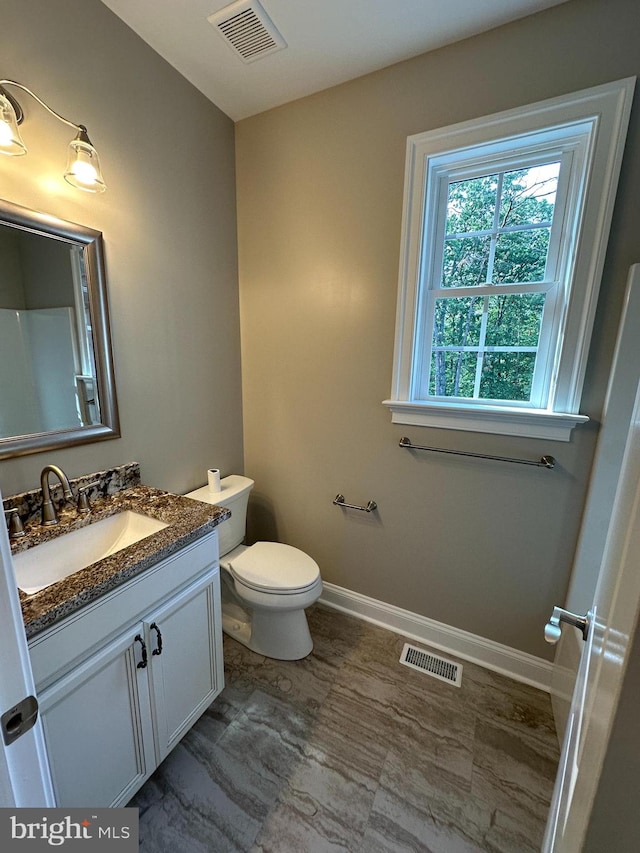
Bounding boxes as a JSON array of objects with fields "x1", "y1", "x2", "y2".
[{"x1": 0, "y1": 198, "x2": 119, "y2": 459}]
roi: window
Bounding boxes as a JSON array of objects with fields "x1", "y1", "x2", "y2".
[{"x1": 385, "y1": 79, "x2": 635, "y2": 440}]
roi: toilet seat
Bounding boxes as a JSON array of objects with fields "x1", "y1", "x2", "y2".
[{"x1": 227, "y1": 541, "x2": 320, "y2": 594}]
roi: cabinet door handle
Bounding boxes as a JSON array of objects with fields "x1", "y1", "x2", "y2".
[
  {"x1": 134, "y1": 634, "x2": 148, "y2": 669},
  {"x1": 150, "y1": 622, "x2": 163, "y2": 656}
]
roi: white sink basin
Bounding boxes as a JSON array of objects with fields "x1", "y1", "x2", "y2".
[{"x1": 13, "y1": 511, "x2": 169, "y2": 595}]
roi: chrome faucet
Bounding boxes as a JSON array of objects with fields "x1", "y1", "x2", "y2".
[{"x1": 40, "y1": 464, "x2": 74, "y2": 526}]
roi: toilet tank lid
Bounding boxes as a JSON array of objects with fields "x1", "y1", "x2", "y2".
[
  {"x1": 184, "y1": 474, "x2": 254, "y2": 505},
  {"x1": 219, "y1": 475, "x2": 255, "y2": 500},
  {"x1": 229, "y1": 542, "x2": 319, "y2": 591}
]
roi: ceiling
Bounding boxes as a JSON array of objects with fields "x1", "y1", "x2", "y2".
[{"x1": 100, "y1": 0, "x2": 570, "y2": 122}]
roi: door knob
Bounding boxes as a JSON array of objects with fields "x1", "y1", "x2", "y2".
[{"x1": 544, "y1": 606, "x2": 590, "y2": 644}]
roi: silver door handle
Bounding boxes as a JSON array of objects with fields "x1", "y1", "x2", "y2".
[{"x1": 544, "y1": 606, "x2": 590, "y2": 644}]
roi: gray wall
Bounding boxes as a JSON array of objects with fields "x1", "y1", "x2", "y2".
[
  {"x1": 20, "y1": 233, "x2": 75, "y2": 310},
  {"x1": 0, "y1": 231, "x2": 74, "y2": 309},
  {"x1": 236, "y1": 0, "x2": 640, "y2": 659},
  {"x1": 2, "y1": 0, "x2": 638, "y2": 663},
  {"x1": 0, "y1": 0, "x2": 243, "y2": 495},
  {"x1": 0, "y1": 230, "x2": 25, "y2": 308}
]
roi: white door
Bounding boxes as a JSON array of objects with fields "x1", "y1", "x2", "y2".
[
  {"x1": 550, "y1": 265, "x2": 640, "y2": 746},
  {"x1": 0, "y1": 482, "x2": 54, "y2": 806},
  {"x1": 543, "y1": 344, "x2": 640, "y2": 850}
]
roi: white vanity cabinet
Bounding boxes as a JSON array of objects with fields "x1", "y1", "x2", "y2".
[
  {"x1": 35, "y1": 617, "x2": 156, "y2": 807},
  {"x1": 144, "y1": 570, "x2": 221, "y2": 764},
  {"x1": 27, "y1": 530, "x2": 224, "y2": 808}
]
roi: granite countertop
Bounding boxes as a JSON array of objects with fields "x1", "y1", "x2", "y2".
[{"x1": 13, "y1": 485, "x2": 230, "y2": 640}]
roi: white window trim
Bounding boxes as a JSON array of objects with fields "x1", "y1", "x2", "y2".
[{"x1": 384, "y1": 78, "x2": 635, "y2": 441}]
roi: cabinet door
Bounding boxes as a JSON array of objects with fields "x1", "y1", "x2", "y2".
[
  {"x1": 146, "y1": 570, "x2": 224, "y2": 763},
  {"x1": 37, "y1": 627, "x2": 155, "y2": 807}
]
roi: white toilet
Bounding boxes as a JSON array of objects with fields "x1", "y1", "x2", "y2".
[{"x1": 185, "y1": 475, "x2": 322, "y2": 660}]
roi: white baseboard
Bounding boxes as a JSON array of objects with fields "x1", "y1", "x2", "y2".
[{"x1": 319, "y1": 582, "x2": 552, "y2": 692}]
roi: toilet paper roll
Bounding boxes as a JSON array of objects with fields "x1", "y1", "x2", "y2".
[{"x1": 207, "y1": 468, "x2": 221, "y2": 492}]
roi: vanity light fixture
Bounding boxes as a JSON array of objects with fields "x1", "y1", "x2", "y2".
[{"x1": 0, "y1": 79, "x2": 106, "y2": 193}]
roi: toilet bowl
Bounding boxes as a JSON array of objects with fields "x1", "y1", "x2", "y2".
[{"x1": 185, "y1": 476, "x2": 322, "y2": 660}]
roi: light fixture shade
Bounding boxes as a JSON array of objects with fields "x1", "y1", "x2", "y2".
[
  {"x1": 0, "y1": 91, "x2": 27, "y2": 155},
  {"x1": 64, "y1": 128, "x2": 106, "y2": 193}
]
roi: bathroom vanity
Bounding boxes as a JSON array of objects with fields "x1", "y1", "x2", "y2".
[{"x1": 4, "y1": 463, "x2": 229, "y2": 808}]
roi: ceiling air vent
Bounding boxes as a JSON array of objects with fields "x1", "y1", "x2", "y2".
[{"x1": 208, "y1": 0, "x2": 287, "y2": 64}]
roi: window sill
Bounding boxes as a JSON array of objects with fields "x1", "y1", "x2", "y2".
[{"x1": 382, "y1": 400, "x2": 589, "y2": 442}]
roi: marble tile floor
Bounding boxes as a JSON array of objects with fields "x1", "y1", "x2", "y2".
[{"x1": 130, "y1": 604, "x2": 560, "y2": 852}]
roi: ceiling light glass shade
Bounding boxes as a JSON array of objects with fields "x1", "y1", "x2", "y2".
[
  {"x1": 0, "y1": 91, "x2": 27, "y2": 155},
  {"x1": 64, "y1": 128, "x2": 106, "y2": 193}
]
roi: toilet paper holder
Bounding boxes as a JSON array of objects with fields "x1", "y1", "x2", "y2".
[{"x1": 333, "y1": 494, "x2": 377, "y2": 513}]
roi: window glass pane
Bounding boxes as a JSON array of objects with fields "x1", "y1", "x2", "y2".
[
  {"x1": 499, "y1": 163, "x2": 560, "y2": 227},
  {"x1": 446, "y1": 174, "x2": 498, "y2": 234},
  {"x1": 485, "y1": 293, "x2": 545, "y2": 347},
  {"x1": 479, "y1": 353, "x2": 537, "y2": 401},
  {"x1": 493, "y1": 228, "x2": 550, "y2": 283},
  {"x1": 429, "y1": 351, "x2": 478, "y2": 397},
  {"x1": 432, "y1": 297, "x2": 483, "y2": 348},
  {"x1": 442, "y1": 236, "x2": 491, "y2": 287}
]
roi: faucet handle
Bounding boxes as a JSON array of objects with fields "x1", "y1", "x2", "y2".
[
  {"x1": 4, "y1": 508, "x2": 25, "y2": 539},
  {"x1": 77, "y1": 481, "x2": 100, "y2": 514}
]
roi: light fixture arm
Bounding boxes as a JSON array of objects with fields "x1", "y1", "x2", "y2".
[{"x1": 0, "y1": 79, "x2": 83, "y2": 135}]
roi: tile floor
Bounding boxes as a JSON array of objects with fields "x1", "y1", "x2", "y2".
[{"x1": 130, "y1": 604, "x2": 560, "y2": 852}]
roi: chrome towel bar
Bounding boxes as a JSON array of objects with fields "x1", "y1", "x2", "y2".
[
  {"x1": 333, "y1": 494, "x2": 378, "y2": 512},
  {"x1": 398, "y1": 437, "x2": 555, "y2": 469}
]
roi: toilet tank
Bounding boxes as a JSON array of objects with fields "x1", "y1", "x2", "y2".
[{"x1": 184, "y1": 475, "x2": 254, "y2": 558}]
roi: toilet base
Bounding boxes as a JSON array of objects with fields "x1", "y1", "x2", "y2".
[
  {"x1": 222, "y1": 607, "x2": 313, "y2": 660},
  {"x1": 221, "y1": 604, "x2": 252, "y2": 649},
  {"x1": 220, "y1": 573, "x2": 315, "y2": 660}
]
